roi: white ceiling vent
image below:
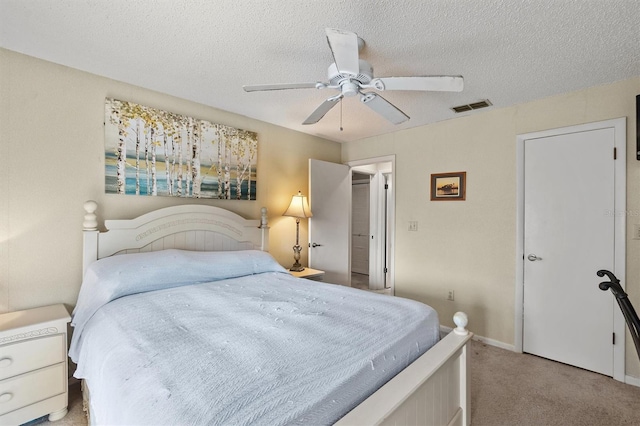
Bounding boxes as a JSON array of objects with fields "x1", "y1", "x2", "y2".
[{"x1": 451, "y1": 100, "x2": 493, "y2": 113}]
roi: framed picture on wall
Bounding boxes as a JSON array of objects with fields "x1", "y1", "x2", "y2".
[
  {"x1": 430, "y1": 171, "x2": 466, "y2": 201},
  {"x1": 104, "y1": 98, "x2": 258, "y2": 200}
]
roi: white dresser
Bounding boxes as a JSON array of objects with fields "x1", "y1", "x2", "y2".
[{"x1": 0, "y1": 304, "x2": 71, "y2": 425}]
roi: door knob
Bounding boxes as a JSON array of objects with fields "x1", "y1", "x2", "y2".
[
  {"x1": 527, "y1": 254, "x2": 542, "y2": 261},
  {"x1": 311, "y1": 242, "x2": 323, "y2": 247}
]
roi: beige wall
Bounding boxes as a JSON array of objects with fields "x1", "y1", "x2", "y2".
[
  {"x1": 0, "y1": 48, "x2": 341, "y2": 314},
  {"x1": 2, "y1": 46, "x2": 638, "y2": 378},
  {"x1": 342, "y1": 77, "x2": 640, "y2": 378}
]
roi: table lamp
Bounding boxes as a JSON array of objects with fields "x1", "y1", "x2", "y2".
[{"x1": 283, "y1": 191, "x2": 313, "y2": 272}]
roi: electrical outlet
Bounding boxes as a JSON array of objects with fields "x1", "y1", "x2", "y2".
[
  {"x1": 408, "y1": 221, "x2": 418, "y2": 231},
  {"x1": 633, "y1": 224, "x2": 640, "y2": 240},
  {"x1": 447, "y1": 290, "x2": 455, "y2": 301}
]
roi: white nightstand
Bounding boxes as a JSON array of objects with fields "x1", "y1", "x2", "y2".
[
  {"x1": 0, "y1": 304, "x2": 71, "y2": 425},
  {"x1": 289, "y1": 267, "x2": 325, "y2": 281}
]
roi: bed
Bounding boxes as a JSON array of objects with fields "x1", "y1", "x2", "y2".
[{"x1": 73, "y1": 201, "x2": 472, "y2": 425}]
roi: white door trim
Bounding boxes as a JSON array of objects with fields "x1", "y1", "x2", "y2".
[
  {"x1": 515, "y1": 117, "x2": 626, "y2": 382},
  {"x1": 348, "y1": 155, "x2": 396, "y2": 293},
  {"x1": 368, "y1": 172, "x2": 383, "y2": 289}
]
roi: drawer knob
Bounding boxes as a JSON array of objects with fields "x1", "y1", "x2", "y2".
[
  {"x1": 0, "y1": 357, "x2": 12, "y2": 368},
  {"x1": 0, "y1": 393, "x2": 12, "y2": 403}
]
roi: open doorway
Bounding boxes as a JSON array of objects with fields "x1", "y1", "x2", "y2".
[
  {"x1": 351, "y1": 172, "x2": 371, "y2": 288},
  {"x1": 349, "y1": 157, "x2": 394, "y2": 295},
  {"x1": 307, "y1": 156, "x2": 395, "y2": 293}
]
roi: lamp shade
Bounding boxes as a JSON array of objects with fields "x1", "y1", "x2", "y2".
[{"x1": 283, "y1": 191, "x2": 313, "y2": 219}]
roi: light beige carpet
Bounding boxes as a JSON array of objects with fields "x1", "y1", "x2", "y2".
[
  {"x1": 470, "y1": 340, "x2": 640, "y2": 425},
  {"x1": 37, "y1": 340, "x2": 640, "y2": 425}
]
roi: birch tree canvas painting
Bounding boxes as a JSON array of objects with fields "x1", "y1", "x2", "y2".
[{"x1": 105, "y1": 98, "x2": 258, "y2": 199}]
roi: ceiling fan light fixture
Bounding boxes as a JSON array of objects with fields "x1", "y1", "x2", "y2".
[{"x1": 341, "y1": 81, "x2": 360, "y2": 97}]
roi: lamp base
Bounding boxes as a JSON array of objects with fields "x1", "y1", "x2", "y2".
[{"x1": 290, "y1": 243, "x2": 304, "y2": 272}]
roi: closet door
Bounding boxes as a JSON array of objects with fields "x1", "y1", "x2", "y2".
[{"x1": 523, "y1": 127, "x2": 615, "y2": 376}]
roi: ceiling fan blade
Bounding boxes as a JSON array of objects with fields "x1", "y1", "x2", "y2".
[
  {"x1": 302, "y1": 96, "x2": 342, "y2": 125},
  {"x1": 360, "y1": 92, "x2": 409, "y2": 125},
  {"x1": 325, "y1": 28, "x2": 360, "y2": 76},
  {"x1": 372, "y1": 76, "x2": 464, "y2": 92},
  {"x1": 243, "y1": 82, "x2": 322, "y2": 92}
]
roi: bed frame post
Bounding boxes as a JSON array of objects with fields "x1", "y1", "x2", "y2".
[
  {"x1": 454, "y1": 312, "x2": 471, "y2": 426},
  {"x1": 460, "y1": 342, "x2": 471, "y2": 426},
  {"x1": 259, "y1": 207, "x2": 269, "y2": 251},
  {"x1": 83, "y1": 200, "x2": 99, "y2": 277}
]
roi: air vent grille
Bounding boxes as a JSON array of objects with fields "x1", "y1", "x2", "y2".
[
  {"x1": 452, "y1": 105, "x2": 473, "y2": 113},
  {"x1": 451, "y1": 99, "x2": 492, "y2": 113}
]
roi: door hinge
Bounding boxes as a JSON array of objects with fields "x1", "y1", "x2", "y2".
[
  {"x1": 613, "y1": 332, "x2": 616, "y2": 345},
  {"x1": 384, "y1": 267, "x2": 388, "y2": 273},
  {"x1": 613, "y1": 147, "x2": 617, "y2": 160},
  {"x1": 384, "y1": 184, "x2": 389, "y2": 190}
]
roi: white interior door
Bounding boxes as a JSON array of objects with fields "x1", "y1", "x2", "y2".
[
  {"x1": 309, "y1": 159, "x2": 351, "y2": 285},
  {"x1": 523, "y1": 128, "x2": 615, "y2": 376}
]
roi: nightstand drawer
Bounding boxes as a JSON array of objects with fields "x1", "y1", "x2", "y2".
[
  {"x1": 0, "y1": 362, "x2": 66, "y2": 416},
  {"x1": 0, "y1": 334, "x2": 65, "y2": 380}
]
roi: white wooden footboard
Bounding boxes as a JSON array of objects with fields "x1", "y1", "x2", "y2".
[{"x1": 336, "y1": 313, "x2": 472, "y2": 426}]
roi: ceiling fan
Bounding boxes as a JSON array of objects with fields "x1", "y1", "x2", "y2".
[{"x1": 243, "y1": 28, "x2": 464, "y2": 126}]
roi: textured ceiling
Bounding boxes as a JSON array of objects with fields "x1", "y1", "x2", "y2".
[{"x1": 1, "y1": 0, "x2": 638, "y2": 143}]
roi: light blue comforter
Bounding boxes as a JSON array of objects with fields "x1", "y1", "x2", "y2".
[{"x1": 71, "y1": 250, "x2": 439, "y2": 425}]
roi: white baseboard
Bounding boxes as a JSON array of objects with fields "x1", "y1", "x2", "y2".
[
  {"x1": 473, "y1": 334, "x2": 516, "y2": 352},
  {"x1": 440, "y1": 325, "x2": 515, "y2": 352},
  {"x1": 439, "y1": 326, "x2": 640, "y2": 388},
  {"x1": 626, "y1": 375, "x2": 640, "y2": 388}
]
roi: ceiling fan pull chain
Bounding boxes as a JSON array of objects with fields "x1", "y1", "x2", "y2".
[{"x1": 340, "y1": 99, "x2": 343, "y2": 131}]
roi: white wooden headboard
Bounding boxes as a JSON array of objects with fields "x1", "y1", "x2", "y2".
[{"x1": 82, "y1": 201, "x2": 269, "y2": 275}]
